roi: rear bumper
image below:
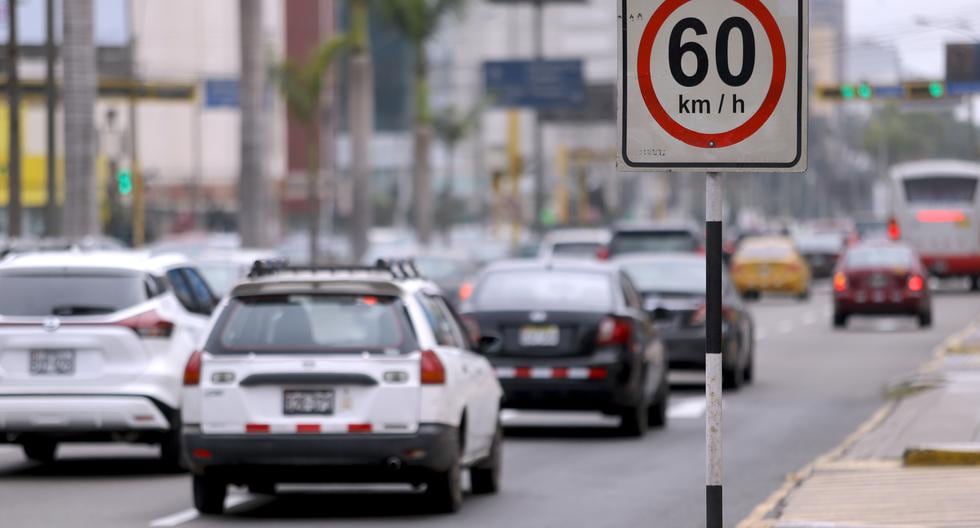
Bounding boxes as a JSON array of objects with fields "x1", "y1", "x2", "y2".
[
  {"x1": 0, "y1": 394, "x2": 173, "y2": 434},
  {"x1": 834, "y1": 297, "x2": 928, "y2": 315},
  {"x1": 921, "y1": 255, "x2": 980, "y2": 277},
  {"x1": 661, "y1": 327, "x2": 735, "y2": 370},
  {"x1": 490, "y1": 355, "x2": 639, "y2": 412},
  {"x1": 182, "y1": 424, "x2": 458, "y2": 483}
]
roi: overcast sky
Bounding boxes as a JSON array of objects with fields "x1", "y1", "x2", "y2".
[{"x1": 848, "y1": 0, "x2": 980, "y2": 79}]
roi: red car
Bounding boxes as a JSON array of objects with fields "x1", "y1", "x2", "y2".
[{"x1": 832, "y1": 241, "x2": 932, "y2": 328}]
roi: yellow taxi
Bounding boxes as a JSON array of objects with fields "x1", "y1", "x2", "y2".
[{"x1": 731, "y1": 236, "x2": 811, "y2": 300}]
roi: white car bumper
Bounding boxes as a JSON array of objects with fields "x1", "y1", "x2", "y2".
[{"x1": 0, "y1": 395, "x2": 172, "y2": 432}]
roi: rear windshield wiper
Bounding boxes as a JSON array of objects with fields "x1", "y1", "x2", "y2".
[{"x1": 50, "y1": 305, "x2": 116, "y2": 316}]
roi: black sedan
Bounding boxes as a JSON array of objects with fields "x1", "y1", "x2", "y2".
[
  {"x1": 460, "y1": 260, "x2": 669, "y2": 436},
  {"x1": 616, "y1": 253, "x2": 755, "y2": 389}
]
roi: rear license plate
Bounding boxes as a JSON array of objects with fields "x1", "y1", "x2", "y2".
[
  {"x1": 519, "y1": 325, "x2": 561, "y2": 347},
  {"x1": 283, "y1": 390, "x2": 334, "y2": 415},
  {"x1": 757, "y1": 265, "x2": 770, "y2": 276},
  {"x1": 29, "y1": 349, "x2": 75, "y2": 375},
  {"x1": 869, "y1": 274, "x2": 888, "y2": 288}
]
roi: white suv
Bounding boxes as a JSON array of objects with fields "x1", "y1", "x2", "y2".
[
  {"x1": 0, "y1": 251, "x2": 216, "y2": 465},
  {"x1": 181, "y1": 260, "x2": 503, "y2": 514}
]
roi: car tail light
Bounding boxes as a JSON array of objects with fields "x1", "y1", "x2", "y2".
[
  {"x1": 596, "y1": 246, "x2": 610, "y2": 260},
  {"x1": 116, "y1": 310, "x2": 174, "y2": 338},
  {"x1": 420, "y1": 349, "x2": 446, "y2": 384},
  {"x1": 888, "y1": 218, "x2": 900, "y2": 241},
  {"x1": 907, "y1": 275, "x2": 925, "y2": 292},
  {"x1": 183, "y1": 350, "x2": 202, "y2": 386},
  {"x1": 246, "y1": 423, "x2": 270, "y2": 433},
  {"x1": 597, "y1": 317, "x2": 631, "y2": 346},
  {"x1": 458, "y1": 281, "x2": 474, "y2": 302},
  {"x1": 348, "y1": 423, "x2": 373, "y2": 433},
  {"x1": 833, "y1": 272, "x2": 848, "y2": 292}
]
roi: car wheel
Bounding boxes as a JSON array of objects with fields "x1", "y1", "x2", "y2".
[
  {"x1": 744, "y1": 291, "x2": 760, "y2": 301},
  {"x1": 619, "y1": 399, "x2": 649, "y2": 437},
  {"x1": 159, "y1": 427, "x2": 185, "y2": 470},
  {"x1": 742, "y1": 350, "x2": 754, "y2": 384},
  {"x1": 192, "y1": 475, "x2": 227, "y2": 515},
  {"x1": 22, "y1": 439, "x2": 57, "y2": 463},
  {"x1": 470, "y1": 421, "x2": 502, "y2": 495},
  {"x1": 797, "y1": 288, "x2": 811, "y2": 301},
  {"x1": 833, "y1": 311, "x2": 848, "y2": 329},
  {"x1": 971, "y1": 276, "x2": 980, "y2": 292},
  {"x1": 918, "y1": 310, "x2": 933, "y2": 328},
  {"x1": 647, "y1": 379, "x2": 669, "y2": 428},
  {"x1": 425, "y1": 435, "x2": 463, "y2": 513}
]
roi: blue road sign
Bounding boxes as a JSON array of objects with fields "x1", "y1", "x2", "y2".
[
  {"x1": 947, "y1": 81, "x2": 980, "y2": 96},
  {"x1": 205, "y1": 79, "x2": 240, "y2": 108},
  {"x1": 483, "y1": 59, "x2": 585, "y2": 109}
]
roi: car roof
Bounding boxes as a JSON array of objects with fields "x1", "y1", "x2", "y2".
[
  {"x1": 0, "y1": 250, "x2": 192, "y2": 274},
  {"x1": 739, "y1": 236, "x2": 794, "y2": 247},
  {"x1": 612, "y1": 219, "x2": 701, "y2": 234},
  {"x1": 230, "y1": 271, "x2": 436, "y2": 299},
  {"x1": 890, "y1": 159, "x2": 980, "y2": 180},
  {"x1": 481, "y1": 258, "x2": 619, "y2": 274}
]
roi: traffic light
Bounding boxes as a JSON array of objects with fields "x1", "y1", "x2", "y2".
[
  {"x1": 857, "y1": 82, "x2": 873, "y2": 100},
  {"x1": 117, "y1": 169, "x2": 133, "y2": 196},
  {"x1": 816, "y1": 84, "x2": 856, "y2": 101},
  {"x1": 906, "y1": 81, "x2": 946, "y2": 99}
]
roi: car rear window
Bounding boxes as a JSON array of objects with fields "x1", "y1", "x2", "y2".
[
  {"x1": 621, "y1": 259, "x2": 705, "y2": 294},
  {"x1": 845, "y1": 247, "x2": 914, "y2": 269},
  {"x1": 903, "y1": 176, "x2": 977, "y2": 205},
  {"x1": 0, "y1": 271, "x2": 153, "y2": 316},
  {"x1": 209, "y1": 294, "x2": 417, "y2": 355},
  {"x1": 609, "y1": 231, "x2": 700, "y2": 254},
  {"x1": 472, "y1": 270, "x2": 613, "y2": 312},
  {"x1": 550, "y1": 242, "x2": 602, "y2": 258}
]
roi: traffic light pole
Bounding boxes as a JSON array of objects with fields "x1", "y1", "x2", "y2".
[{"x1": 705, "y1": 171, "x2": 723, "y2": 528}]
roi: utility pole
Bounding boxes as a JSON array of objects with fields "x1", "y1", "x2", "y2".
[
  {"x1": 7, "y1": 0, "x2": 22, "y2": 238},
  {"x1": 128, "y1": 0, "x2": 144, "y2": 246},
  {"x1": 349, "y1": 0, "x2": 373, "y2": 263},
  {"x1": 531, "y1": 0, "x2": 544, "y2": 234},
  {"x1": 62, "y1": 0, "x2": 97, "y2": 239},
  {"x1": 238, "y1": 0, "x2": 266, "y2": 248},
  {"x1": 44, "y1": 0, "x2": 58, "y2": 236}
]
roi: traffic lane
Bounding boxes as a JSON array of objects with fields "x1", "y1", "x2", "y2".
[{"x1": 0, "y1": 444, "x2": 190, "y2": 527}]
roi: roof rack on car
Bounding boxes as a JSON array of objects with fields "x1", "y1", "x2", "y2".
[{"x1": 247, "y1": 258, "x2": 424, "y2": 280}]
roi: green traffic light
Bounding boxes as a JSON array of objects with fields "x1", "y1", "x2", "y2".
[
  {"x1": 857, "y1": 83, "x2": 872, "y2": 99},
  {"x1": 928, "y1": 81, "x2": 944, "y2": 98},
  {"x1": 841, "y1": 84, "x2": 855, "y2": 100},
  {"x1": 117, "y1": 169, "x2": 133, "y2": 195}
]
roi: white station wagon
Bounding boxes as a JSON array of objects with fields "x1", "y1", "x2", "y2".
[{"x1": 181, "y1": 259, "x2": 504, "y2": 514}]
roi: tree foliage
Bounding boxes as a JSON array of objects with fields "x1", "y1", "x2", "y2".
[{"x1": 862, "y1": 103, "x2": 979, "y2": 163}]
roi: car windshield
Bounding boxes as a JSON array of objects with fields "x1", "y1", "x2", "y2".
[
  {"x1": 845, "y1": 247, "x2": 914, "y2": 269},
  {"x1": 610, "y1": 231, "x2": 700, "y2": 254},
  {"x1": 472, "y1": 270, "x2": 613, "y2": 312},
  {"x1": 213, "y1": 294, "x2": 415, "y2": 354},
  {"x1": 621, "y1": 259, "x2": 705, "y2": 294},
  {"x1": 903, "y1": 176, "x2": 977, "y2": 205},
  {"x1": 550, "y1": 242, "x2": 602, "y2": 258},
  {"x1": 0, "y1": 271, "x2": 150, "y2": 316}
]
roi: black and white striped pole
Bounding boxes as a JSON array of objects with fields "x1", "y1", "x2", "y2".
[{"x1": 705, "y1": 171, "x2": 723, "y2": 528}]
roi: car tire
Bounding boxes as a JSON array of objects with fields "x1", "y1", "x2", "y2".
[
  {"x1": 971, "y1": 276, "x2": 980, "y2": 292},
  {"x1": 743, "y1": 291, "x2": 760, "y2": 301},
  {"x1": 619, "y1": 400, "x2": 649, "y2": 437},
  {"x1": 833, "y1": 311, "x2": 848, "y2": 329},
  {"x1": 470, "y1": 421, "x2": 502, "y2": 495},
  {"x1": 742, "y1": 351, "x2": 754, "y2": 384},
  {"x1": 918, "y1": 310, "x2": 933, "y2": 328},
  {"x1": 22, "y1": 439, "x2": 57, "y2": 463},
  {"x1": 425, "y1": 435, "x2": 463, "y2": 513},
  {"x1": 192, "y1": 475, "x2": 227, "y2": 515},
  {"x1": 647, "y1": 380, "x2": 669, "y2": 428},
  {"x1": 159, "y1": 427, "x2": 185, "y2": 470},
  {"x1": 797, "y1": 288, "x2": 811, "y2": 301}
]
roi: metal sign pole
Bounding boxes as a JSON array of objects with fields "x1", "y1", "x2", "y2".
[{"x1": 705, "y1": 171, "x2": 723, "y2": 528}]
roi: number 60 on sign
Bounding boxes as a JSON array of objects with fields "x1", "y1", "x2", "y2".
[{"x1": 617, "y1": 0, "x2": 807, "y2": 172}]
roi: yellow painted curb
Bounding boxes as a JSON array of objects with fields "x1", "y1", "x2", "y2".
[
  {"x1": 736, "y1": 317, "x2": 980, "y2": 528},
  {"x1": 904, "y1": 445, "x2": 980, "y2": 466}
]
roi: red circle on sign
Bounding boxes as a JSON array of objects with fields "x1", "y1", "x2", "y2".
[{"x1": 636, "y1": 0, "x2": 786, "y2": 149}]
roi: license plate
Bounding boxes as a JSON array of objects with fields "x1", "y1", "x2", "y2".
[
  {"x1": 283, "y1": 390, "x2": 334, "y2": 415},
  {"x1": 869, "y1": 274, "x2": 888, "y2": 288},
  {"x1": 519, "y1": 325, "x2": 561, "y2": 347},
  {"x1": 29, "y1": 349, "x2": 75, "y2": 375},
  {"x1": 757, "y1": 265, "x2": 770, "y2": 276}
]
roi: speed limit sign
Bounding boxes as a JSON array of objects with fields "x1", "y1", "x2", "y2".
[{"x1": 617, "y1": 0, "x2": 807, "y2": 171}]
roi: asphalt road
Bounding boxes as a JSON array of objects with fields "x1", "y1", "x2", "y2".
[{"x1": 2, "y1": 281, "x2": 978, "y2": 528}]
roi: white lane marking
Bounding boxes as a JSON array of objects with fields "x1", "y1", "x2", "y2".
[
  {"x1": 802, "y1": 312, "x2": 817, "y2": 325},
  {"x1": 668, "y1": 397, "x2": 707, "y2": 419},
  {"x1": 150, "y1": 495, "x2": 252, "y2": 527}
]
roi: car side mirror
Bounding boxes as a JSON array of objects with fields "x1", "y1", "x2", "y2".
[{"x1": 478, "y1": 334, "x2": 503, "y2": 355}]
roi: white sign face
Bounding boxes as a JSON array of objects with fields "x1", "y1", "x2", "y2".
[{"x1": 618, "y1": 0, "x2": 807, "y2": 172}]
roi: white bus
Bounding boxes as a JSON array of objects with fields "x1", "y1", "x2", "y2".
[{"x1": 889, "y1": 159, "x2": 980, "y2": 290}]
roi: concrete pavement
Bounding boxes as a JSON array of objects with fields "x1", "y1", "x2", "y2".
[{"x1": 1, "y1": 283, "x2": 978, "y2": 527}]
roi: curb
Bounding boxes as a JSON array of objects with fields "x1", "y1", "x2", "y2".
[
  {"x1": 736, "y1": 317, "x2": 980, "y2": 528},
  {"x1": 903, "y1": 443, "x2": 980, "y2": 466}
]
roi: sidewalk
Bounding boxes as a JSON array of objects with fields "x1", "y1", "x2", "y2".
[{"x1": 740, "y1": 322, "x2": 980, "y2": 528}]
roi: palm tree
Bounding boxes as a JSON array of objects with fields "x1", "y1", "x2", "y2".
[
  {"x1": 273, "y1": 37, "x2": 348, "y2": 265},
  {"x1": 377, "y1": 0, "x2": 464, "y2": 246},
  {"x1": 348, "y1": 0, "x2": 373, "y2": 263},
  {"x1": 239, "y1": 0, "x2": 265, "y2": 247},
  {"x1": 432, "y1": 101, "x2": 483, "y2": 240}
]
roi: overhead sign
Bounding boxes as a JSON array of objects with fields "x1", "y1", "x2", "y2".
[
  {"x1": 946, "y1": 43, "x2": 980, "y2": 83},
  {"x1": 618, "y1": 0, "x2": 807, "y2": 172},
  {"x1": 205, "y1": 79, "x2": 240, "y2": 108},
  {"x1": 483, "y1": 59, "x2": 585, "y2": 109}
]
